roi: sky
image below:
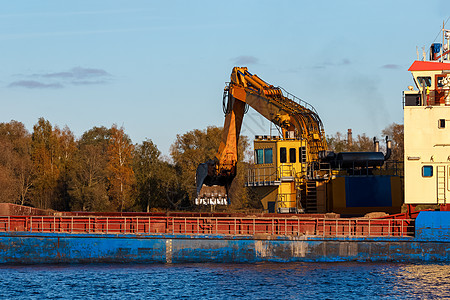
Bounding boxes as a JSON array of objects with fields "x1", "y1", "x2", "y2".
[{"x1": 1, "y1": 0, "x2": 448, "y2": 156}]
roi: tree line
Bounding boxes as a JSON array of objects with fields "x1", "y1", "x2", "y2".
[
  {"x1": 0, "y1": 118, "x2": 403, "y2": 212},
  {"x1": 0, "y1": 119, "x2": 254, "y2": 212}
]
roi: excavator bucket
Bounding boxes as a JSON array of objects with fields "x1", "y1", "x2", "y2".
[
  {"x1": 195, "y1": 162, "x2": 210, "y2": 196},
  {"x1": 195, "y1": 161, "x2": 230, "y2": 205}
]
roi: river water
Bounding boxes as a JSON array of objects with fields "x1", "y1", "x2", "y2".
[{"x1": 1, "y1": 263, "x2": 449, "y2": 299}]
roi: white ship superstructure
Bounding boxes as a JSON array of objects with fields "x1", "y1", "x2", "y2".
[{"x1": 404, "y1": 26, "x2": 450, "y2": 207}]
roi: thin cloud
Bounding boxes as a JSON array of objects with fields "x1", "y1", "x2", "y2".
[
  {"x1": 37, "y1": 67, "x2": 111, "y2": 80},
  {"x1": 233, "y1": 55, "x2": 259, "y2": 65},
  {"x1": 8, "y1": 67, "x2": 112, "y2": 89},
  {"x1": 341, "y1": 58, "x2": 351, "y2": 65},
  {"x1": 381, "y1": 64, "x2": 401, "y2": 69},
  {"x1": 71, "y1": 80, "x2": 108, "y2": 86},
  {"x1": 312, "y1": 58, "x2": 351, "y2": 69},
  {"x1": 8, "y1": 80, "x2": 63, "y2": 89}
]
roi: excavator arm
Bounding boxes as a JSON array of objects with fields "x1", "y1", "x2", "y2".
[
  {"x1": 196, "y1": 67, "x2": 327, "y2": 202},
  {"x1": 195, "y1": 96, "x2": 246, "y2": 197}
]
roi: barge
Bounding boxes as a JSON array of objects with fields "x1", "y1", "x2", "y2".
[
  {"x1": 0, "y1": 207, "x2": 449, "y2": 263},
  {"x1": 2, "y1": 26, "x2": 450, "y2": 263}
]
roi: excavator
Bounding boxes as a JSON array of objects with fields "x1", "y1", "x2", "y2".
[
  {"x1": 195, "y1": 67, "x2": 328, "y2": 212},
  {"x1": 196, "y1": 67, "x2": 402, "y2": 215}
]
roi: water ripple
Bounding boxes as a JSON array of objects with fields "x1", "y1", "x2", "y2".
[{"x1": 0, "y1": 263, "x2": 449, "y2": 299}]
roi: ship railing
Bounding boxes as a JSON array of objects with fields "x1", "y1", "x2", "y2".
[
  {"x1": 278, "y1": 86, "x2": 319, "y2": 115},
  {"x1": 0, "y1": 215, "x2": 415, "y2": 238},
  {"x1": 306, "y1": 162, "x2": 331, "y2": 179},
  {"x1": 279, "y1": 164, "x2": 296, "y2": 181},
  {"x1": 245, "y1": 166, "x2": 279, "y2": 186},
  {"x1": 383, "y1": 160, "x2": 404, "y2": 176}
]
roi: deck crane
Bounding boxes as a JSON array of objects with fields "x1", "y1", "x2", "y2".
[{"x1": 196, "y1": 67, "x2": 327, "y2": 212}]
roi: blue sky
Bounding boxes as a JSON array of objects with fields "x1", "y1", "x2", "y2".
[{"x1": 1, "y1": 1, "x2": 448, "y2": 156}]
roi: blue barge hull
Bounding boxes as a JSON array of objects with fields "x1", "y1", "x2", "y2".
[
  {"x1": 0, "y1": 211, "x2": 448, "y2": 263},
  {"x1": 0, "y1": 233, "x2": 449, "y2": 263}
]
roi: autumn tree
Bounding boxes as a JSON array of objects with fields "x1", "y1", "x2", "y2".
[
  {"x1": 170, "y1": 126, "x2": 224, "y2": 203},
  {"x1": 327, "y1": 131, "x2": 374, "y2": 152},
  {"x1": 0, "y1": 120, "x2": 75, "y2": 208},
  {"x1": 0, "y1": 166, "x2": 16, "y2": 203},
  {"x1": 153, "y1": 161, "x2": 185, "y2": 210},
  {"x1": 133, "y1": 139, "x2": 162, "y2": 211},
  {"x1": 68, "y1": 126, "x2": 112, "y2": 211},
  {"x1": 382, "y1": 123, "x2": 404, "y2": 162},
  {"x1": 0, "y1": 136, "x2": 18, "y2": 203},
  {"x1": 0, "y1": 121, "x2": 33, "y2": 205},
  {"x1": 326, "y1": 131, "x2": 346, "y2": 152},
  {"x1": 107, "y1": 125, "x2": 135, "y2": 211},
  {"x1": 170, "y1": 126, "x2": 251, "y2": 209},
  {"x1": 30, "y1": 118, "x2": 61, "y2": 209},
  {"x1": 53, "y1": 126, "x2": 76, "y2": 211}
]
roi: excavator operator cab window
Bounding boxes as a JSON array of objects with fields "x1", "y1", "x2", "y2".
[
  {"x1": 289, "y1": 148, "x2": 296, "y2": 163},
  {"x1": 264, "y1": 148, "x2": 273, "y2": 164},
  {"x1": 255, "y1": 148, "x2": 274, "y2": 164},
  {"x1": 280, "y1": 147, "x2": 287, "y2": 163},
  {"x1": 255, "y1": 149, "x2": 264, "y2": 164}
]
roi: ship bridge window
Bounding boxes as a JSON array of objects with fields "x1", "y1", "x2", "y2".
[
  {"x1": 289, "y1": 148, "x2": 296, "y2": 163},
  {"x1": 422, "y1": 165, "x2": 433, "y2": 177},
  {"x1": 437, "y1": 76, "x2": 446, "y2": 88},
  {"x1": 404, "y1": 93, "x2": 421, "y2": 106},
  {"x1": 280, "y1": 147, "x2": 287, "y2": 163},
  {"x1": 417, "y1": 76, "x2": 432, "y2": 88},
  {"x1": 264, "y1": 148, "x2": 273, "y2": 164}
]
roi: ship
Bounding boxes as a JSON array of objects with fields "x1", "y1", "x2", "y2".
[{"x1": 1, "y1": 26, "x2": 450, "y2": 263}]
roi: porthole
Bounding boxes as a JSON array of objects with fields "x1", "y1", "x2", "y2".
[{"x1": 422, "y1": 165, "x2": 433, "y2": 177}]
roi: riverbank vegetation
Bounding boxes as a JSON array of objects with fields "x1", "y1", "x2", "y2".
[{"x1": 0, "y1": 118, "x2": 403, "y2": 212}]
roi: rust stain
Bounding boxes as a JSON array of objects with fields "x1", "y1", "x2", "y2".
[{"x1": 56, "y1": 237, "x2": 60, "y2": 259}]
